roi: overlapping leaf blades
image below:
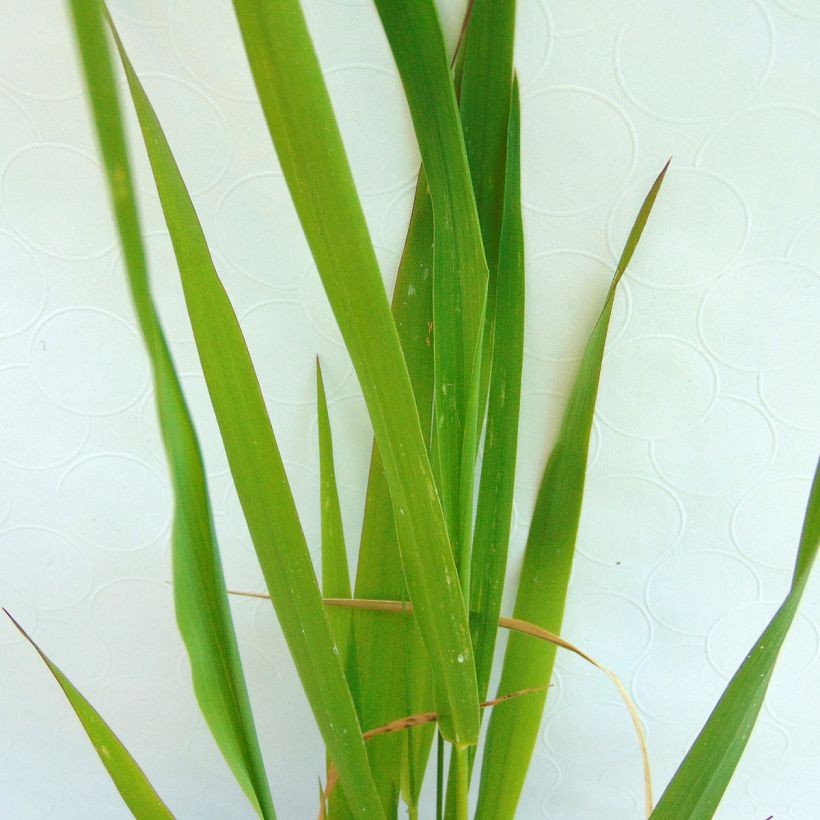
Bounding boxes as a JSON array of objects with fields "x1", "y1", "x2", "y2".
[
  {"x1": 231, "y1": 0, "x2": 478, "y2": 752},
  {"x1": 18, "y1": 2, "x2": 817, "y2": 819},
  {"x1": 106, "y1": 13, "x2": 383, "y2": 819},
  {"x1": 373, "y1": 0, "x2": 488, "y2": 602},
  {"x1": 67, "y1": 2, "x2": 274, "y2": 816}
]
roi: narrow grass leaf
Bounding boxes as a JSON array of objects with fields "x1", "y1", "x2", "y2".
[
  {"x1": 458, "y1": 0, "x2": 517, "y2": 442},
  {"x1": 318, "y1": 597, "x2": 650, "y2": 817},
  {"x1": 444, "y1": 71, "x2": 523, "y2": 820},
  {"x1": 470, "y1": 77, "x2": 524, "y2": 705},
  {"x1": 459, "y1": 0, "x2": 516, "y2": 271},
  {"x1": 373, "y1": 0, "x2": 489, "y2": 598},
  {"x1": 106, "y1": 19, "x2": 382, "y2": 818},
  {"x1": 317, "y1": 359, "x2": 357, "y2": 820},
  {"x1": 351, "y1": 179, "x2": 436, "y2": 817},
  {"x1": 4, "y1": 610, "x2": 174, "y2": 820},
  {"x1": 231, "y1": 0, "x2": 477, "y2": 748},
  {"x1": 317, "y1": 359, "x2": 353, "y2": 660},
  {"x1": 476, "y1": 161, "x2": 670, "y2": 819},
  {"x1": 322, "y1": 683, "x2": 549, "y2": 816},
  {"x1": 68, "y1": 3, "x2": 274, "y2": 816},
  {"x1": 651, "y1": 458, "x2": 820, "y2": 819}
]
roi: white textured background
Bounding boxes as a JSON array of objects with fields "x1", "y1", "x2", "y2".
[{"x1": 1, "y1": 1, "x2": 819, "y2": 817}]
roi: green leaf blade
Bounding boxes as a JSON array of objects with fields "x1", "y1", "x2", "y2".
[
  {"x1": 651, "y1": 459, "x2": 820, "y2": 819},
  {"x1": 106, "y1": 17, "x2": 383, "y2": 818},
  {"x1": 5, "y1": 610, "x2": 174, "y2": 820},
  {"x1": 317, "y1": 359, "x2": 359, "y2": 820},
  {"x1": 373, "y1": 0, "x2": 490, "y2": 599},
  {"x1": 476, "y1": 161, "x2": 670, "y2": 819},
  {"x1": 351, "y1": 177, "x2": 437, "y2": 817},
  {"x1": 317, "y1": 359, "x2": 352, "y2": 607},
  {"x1": 469, "y1": 76, "x2": 525, "y2": 706},
  {"x1": 231, "y1": 0, "x2": 478, "y2": 748},
  {"x1": 68, "y1": 3, "x2": 275, "y2": 817}
]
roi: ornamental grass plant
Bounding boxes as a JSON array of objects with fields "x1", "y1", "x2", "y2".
[{"x1": 4, "y1": 1, "x2": 819, "y2": 819}]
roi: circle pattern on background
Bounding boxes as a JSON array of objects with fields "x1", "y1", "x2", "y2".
[
  {"x1": 0, "y1": 526, "x2": 91, "y2": 611},
  {"x1": 607, "y1": 169, "x2": 748, "y2": 289},
  {"x1": 324, "y1": 66, "x2": 419, "y2": 196},
  {"x1": 170, "y1": 0, "x2": 256, "y2": 100},
  {"x1": 98, "y1": 674, "x2": 200, "y2": 751},
  {"x1": 524, "y1": 251, "x2": 629, "y2": 362},
  {"x1": 379, "y1": 184, "x2": 417, "y2": 250},
  {"x1": 544, "y1": 701, "x2": 643, "y2": 768},
  {"x1": 217, "y1": 173, "x2": 310, "y2": 287},
  {"x1": 548, "y1": 0, "x2": 635, "y2": 35},
  {"x1": 0, "y1": 367, "x2": 89, "y2": 469},
  {"x1": 107, "y1": 0, "x2": 166, "y2": 26},
  {"x1": 577, "y1": 475, "x2": 683, "y2": 566},
  {"x1": 58, "y1": 454, "x2": 171, "y2": 551},
  {"x1": 90, "y1": 578, "x2": 180, "y2": 657},
  {"x1": 0, "y1": 231, "x2": 46, "y2": 338},
  {"x1": 699, "y1": 259, "x2": 820, "y2": 372},
  {"x1": 732, "y1": 477, "x2": 814, "y2": 569},
  {"x1": 0, "y1": 91, "x2": 39, "y2": 167},
  {"x1": 708, "y1": 605, "x2": 818, "y2": 678},
  {"x1": 597, "y1": 336, "x2": 718, "y2": 439},
  {"x1": 647, "y1": 550, "x2": 760, "y2": 635},
  {"x1": 3, "y1": 145, "x2": 115, "y2": 260},
  {"x1": 698, "y1": 107, "x2": 820, "y2": 230},
  {"x1": 772, "y1": 0, "x2": 820, "y2": 19},
  {"x1": 0, "y1": 1, "x2": 83, "y2": 99},
  {"x1": 3, "y1": 2, "x2": 819, "y2": 815},
  {"x1": 541, "y1": 783, "x2": 638, "y2": 820},
  {"x1": 557, "y1": 592, "x2": 651, "y2": 674},
  {"x1": 616, "y1": 0, "x2": 772, "y2": 122},
  {"x1": 0, "y1": 469, "x2": 11, "y2": 527},
  {"x1": 650, "y1": 397, "x2": 775, "y2": 496},
  {"x1": 759, "y1": 350, "x2": 820, "y2": 432},
  {"x1": 29, "y1": 308, "x2": 149, "y2": 417},
  {"x1": 633, "y1": 643, "x2": 726, "y2": 722},
  {"x1": 240, "y1": 300, "x2": 351, "y2": 405},
  {"x1": 514, "y1": 0, "x2": 552, "y2": 85},
  {"x1": 522, "y1": 87, "x2": 636, "y2": 215},
  {"x1": 767, "y1": 663, "x2": 820, "y2": 727}
]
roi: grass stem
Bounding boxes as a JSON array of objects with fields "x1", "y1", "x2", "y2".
[{"x1": 454, "y1": 744, "x2": 469, "y2": 820}]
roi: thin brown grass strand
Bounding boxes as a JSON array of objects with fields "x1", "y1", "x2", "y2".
[
  {"x1": 318, "y1": 684, "x2": 549, "y2": 819},
  {"x1": 228, "y1": 592, "x2": 653, "y2": 817}
]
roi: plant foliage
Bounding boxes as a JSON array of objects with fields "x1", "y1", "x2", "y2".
[{"x1": 4, "y1": 2, "x2": 817, "y2": 819}]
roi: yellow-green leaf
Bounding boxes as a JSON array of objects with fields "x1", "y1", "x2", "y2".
[
  {"x1": 651, "y1": 459, "x2": 820, "y2": 819},
  {"x1": 476, "y1": 160, "x2": 670, "y2": 819},
  {"x1": 106, "y1": 15, "x2": 382, "y2": 818},
  {"x1": 5, "y1": 610, "x2": 174, "y2": 820},
  {"x1": 68, "y1": 3, "x2": 274, "y2": 816}
]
